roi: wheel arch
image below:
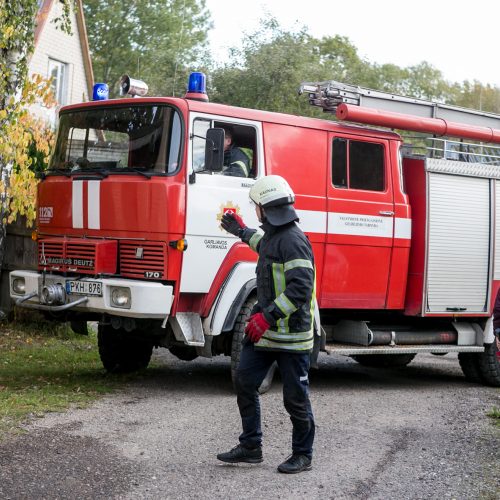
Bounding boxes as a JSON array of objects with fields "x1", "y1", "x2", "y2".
[
  {"x1": 203, "y1": 262, "x2": 321, "y2": 338},
  {"x1": 221, "y1": 278, "x2": 257, "y2": 333},
  {"x1": 203, "y1": 262, "x2": 257, "y2": 336}
]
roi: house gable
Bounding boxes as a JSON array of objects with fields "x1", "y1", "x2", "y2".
[{"x1": 30, "y1": 0, "x2": 94, "y2": 121}]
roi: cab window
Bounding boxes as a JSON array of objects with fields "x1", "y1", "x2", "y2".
[
  {"x1": 332, "y1": 138, "x2": 385, "y2": 191},
  {"x1": 192, "y1": 119, "x2": 257, "y2": 178}
]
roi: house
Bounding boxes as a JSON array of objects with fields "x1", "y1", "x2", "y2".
[{"x1": 29, "y1": 0, "x2": 94, "y2": 125}]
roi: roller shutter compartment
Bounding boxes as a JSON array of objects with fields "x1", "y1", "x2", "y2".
[{"x1": 426, "y1": 173, "x2": 491, "y2": 314}]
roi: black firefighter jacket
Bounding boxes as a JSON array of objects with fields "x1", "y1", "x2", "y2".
[{"x1": 241, "y1": 221, "x2": 316, "y2": 352}]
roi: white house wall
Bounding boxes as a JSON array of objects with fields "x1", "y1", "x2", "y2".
[{"x1": 29, "y1": 1, "x2": 90, "y2": 124}]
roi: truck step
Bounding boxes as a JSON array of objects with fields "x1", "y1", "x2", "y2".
[{"x1": 323, "y1": 343, "x2": 484, "y2": 356}]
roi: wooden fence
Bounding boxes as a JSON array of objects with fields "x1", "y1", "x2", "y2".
[{"x1": 0, "y1": 218, "x2": 37, "y2": 314}]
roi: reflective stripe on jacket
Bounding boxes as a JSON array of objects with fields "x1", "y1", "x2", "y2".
[
  {"x1": 242, "y1": 221, "x2": 315, "y2": 352},
  {"x1": 223, "y1": 146, "x2": 250, "y2": 177}
]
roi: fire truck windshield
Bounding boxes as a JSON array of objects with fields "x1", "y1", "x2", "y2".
[{"x1": 49, "y1": 105, "x2": 182, "y2": 175}]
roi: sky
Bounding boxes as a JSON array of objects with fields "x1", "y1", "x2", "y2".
[{"x1": 204, "y1": 0, "x2": 500, "y2": 87}]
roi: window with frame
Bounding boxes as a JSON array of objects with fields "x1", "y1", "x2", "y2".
[
  {"x1": 332, "y1": 138, "x2": 385, "y2": 191},
  {"x1": 48, "y1": 58, "x2": 68, "y2": 106},
  {"x1": 192, "y1": 118, "x2": 256, "y2": 178},
  {"x1": 50, "y1": 105, "x2": 182, "y2": 174}
]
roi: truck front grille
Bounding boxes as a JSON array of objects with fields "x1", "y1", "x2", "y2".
[
  {"x1": 38, "y1": 239, "x2": 64, "y2": 271},
  {"x1": 119, "y1": 241, "x2": 167, "y2": 279},
  {"x1": 38, "y1": 238, "x2": 117, "y2": 275}
]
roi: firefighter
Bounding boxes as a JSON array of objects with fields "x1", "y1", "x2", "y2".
[
  {"x1": 217, "y1": 175, "x2": 316, "y2": 474},
  {"x1": 222, "y1": 125, "x2": 250, "y2": 178}
]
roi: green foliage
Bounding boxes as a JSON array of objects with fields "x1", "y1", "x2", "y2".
[
  {"x1": 83, "y1": 0, "x2": 212, "y2": 97},
  {"x1": 487, "y1": 407, "x2": 500, "y2": 427},
  {"x1": 0, "y1": 0, "x2": 38, "y2": 109},
  {"x1": 210, "y1": 18, "x2": 500, "y2": 117},
  {"x1": 211, "y1": 20, "x2": 345, "y2": 116},
  {"x1": 447, "y1": 80, "x2": 500, "y2": 114},
  {"x1": 0, "y1": 1, "x2": 67, "y2": 229}
]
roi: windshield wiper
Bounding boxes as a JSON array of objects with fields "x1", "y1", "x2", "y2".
[
  {"x1": 130, "y1": 168, "x2": 153, "y2": 179},
  {"x1": 73, "y1": 169, "x2": 109, "y2": 179}
]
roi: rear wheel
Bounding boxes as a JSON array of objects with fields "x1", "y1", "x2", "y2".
[
  {"x1": 98, "y1": 324, "x2": 153, "y2": 373},
  {"x1": 477, "y1": 339, "x2": 500, "y2": 387},
  {"x1": 351, "y1": 353, "x2": 416, "y2": 368},
  {"x1": 231, "y1": 296, "x2": 276, "y2": 394}
]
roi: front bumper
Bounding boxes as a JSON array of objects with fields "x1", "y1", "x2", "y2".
[{"x1": 9, "y1": 271, "x2": 173, "y2": 319}]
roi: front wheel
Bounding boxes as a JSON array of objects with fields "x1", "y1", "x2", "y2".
[
  {"x1": 231, "y1": 296, "x2": 276, "y2": 394},
  {"x1": 98, "y1": 324, "x2": 153, "y2": 373}
]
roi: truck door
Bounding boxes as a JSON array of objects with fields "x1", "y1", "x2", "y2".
[
  {"x1": 180, "y1": 114, "x2": 264, "y2": 293},
  {"x1": 322, "y1": 135, "x2": 394, "y2": 308}
]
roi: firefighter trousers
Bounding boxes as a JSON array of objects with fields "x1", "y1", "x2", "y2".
[{"x1": 235, "y1": 341, "x2": 315, "y2": 459}]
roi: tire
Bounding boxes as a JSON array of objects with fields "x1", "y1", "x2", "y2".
[
  {"x1": 477, "y1": 338, "x2": 500, "y2": 387},
  {"x1": 458, "y1": 352, "x2": 482, "y2": 383},
  {"x1": 230, "y1": 296, "x2": 276, "y2": 394},
  {"x1": 351, "y1": 353, "x2": 416, "y2": 368},
  {"x1": 98, "y1": 324, "x2": 153, "y2": 373}
]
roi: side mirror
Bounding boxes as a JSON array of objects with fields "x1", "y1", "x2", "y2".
[{"x1": 205, "y1": 128, "x2": 224, "y2": 172}]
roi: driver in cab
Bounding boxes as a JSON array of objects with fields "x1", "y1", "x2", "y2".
[{"x1": 221, "y1": 125, "x2": 250, "y2": 178}]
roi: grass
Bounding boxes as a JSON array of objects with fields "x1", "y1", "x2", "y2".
[
  {"x1": 487, "y1": 407, "x2": 500, "y2": 427},
  {"x1": 0, "y1": 317, "x2": 127, "y2": 440}
]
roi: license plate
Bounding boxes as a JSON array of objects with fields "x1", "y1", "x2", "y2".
[{"x1": 66, "y1": 280, "x2": 102, "y2": 296}]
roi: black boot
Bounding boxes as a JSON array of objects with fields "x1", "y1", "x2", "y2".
[
  {"x1": 277, "y1": 454, "x2": 312, "y2": 474},
  {"x1": 217, "y1": 444, "x2": 263, "y2": 464}
]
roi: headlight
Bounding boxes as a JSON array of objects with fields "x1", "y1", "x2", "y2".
[
  {"x1": 111, "y1": 287, "x2": 131, "y2": 309},
  {"x1": 12, "y1": 277, "x2": 26, "y2": 294}
]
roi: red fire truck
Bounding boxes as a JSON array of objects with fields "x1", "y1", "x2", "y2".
[{"x1": 9, "y1": 74, "x2": 500, "y2": 387}]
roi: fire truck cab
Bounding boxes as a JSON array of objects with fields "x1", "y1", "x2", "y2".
[{"x1": 9, "y1": 74, "x2": 500, "y2": 387}]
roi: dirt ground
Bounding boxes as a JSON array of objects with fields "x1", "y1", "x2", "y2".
[{"x1": 0, "y1": 351, "x2": 498, "y2": 500}]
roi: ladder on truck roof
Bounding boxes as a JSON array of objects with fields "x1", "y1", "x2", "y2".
[{"x1": 299, "y1": 80, "x2": 500, "y2": 131}]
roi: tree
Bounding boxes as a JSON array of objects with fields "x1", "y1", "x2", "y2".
[
  {"x1": 83, "y1": 0, "x2": 212, "y2": 97},
  {"x1": 447, "y1": 80, "x2": 500, "y2": 114},
  {"x1": 211, "y1": 19, "x2": 421, "y2": 116},
  {"x1": 0, "y1": 1, "x2": 69, "y2": 270},
  {"x1": 210, "y1": 20, "x2": 356, "y2": 117},
  {"x1": 211, "y1": 18, "x2": 500, "y2": 119}
]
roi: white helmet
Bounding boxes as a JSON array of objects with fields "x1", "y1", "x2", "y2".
[
  {"x1": 249, "y1": 175, "x2": 298, "y2": 226},
  {"x1": 249, "y1": 175, "x2": 295, "y2": 207}
]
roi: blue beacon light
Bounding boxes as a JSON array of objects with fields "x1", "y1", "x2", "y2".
[
  {"x1": 93, "y1": 83, "x2": 109, "y2": 101},
  {"x1": 185, "y1": 72, "x2": 208, "y2": 102}
]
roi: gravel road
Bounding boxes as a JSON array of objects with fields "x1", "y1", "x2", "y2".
[{"x1": 0, "y1": 351, "x2": 498, "y2": 500}]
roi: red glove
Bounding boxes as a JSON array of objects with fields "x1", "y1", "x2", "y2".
[
  {"x1": 245, "y1": 312, "x2": 270, "y2": 343},
  {"x1": 221, "y1": 212, "x2": 247, "y2": 237}
]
